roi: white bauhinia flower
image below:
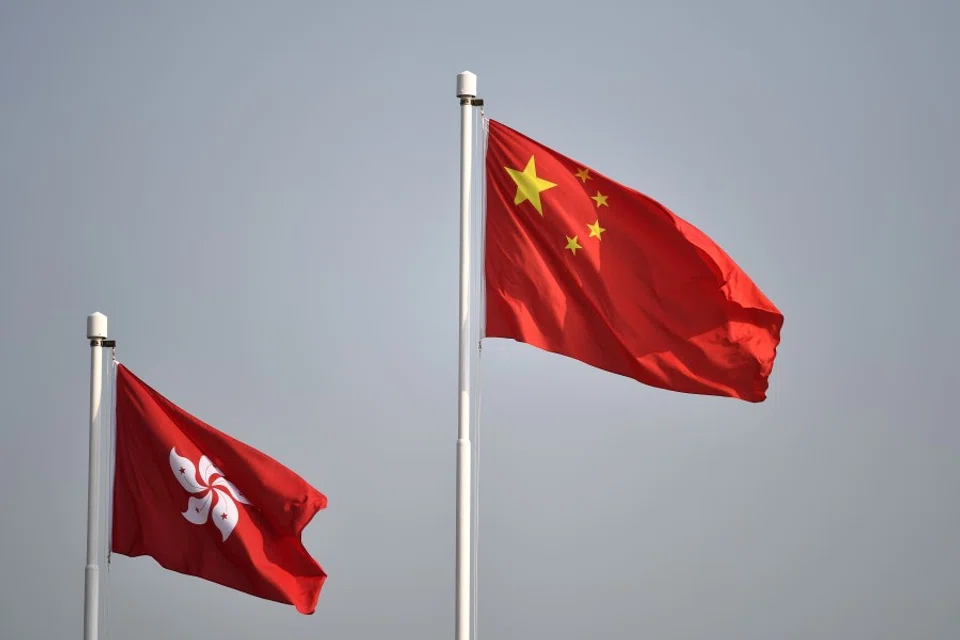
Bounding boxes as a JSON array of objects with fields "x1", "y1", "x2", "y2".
[{"x1": 170, "y1": 447, "x2": 252, "y2": 541}]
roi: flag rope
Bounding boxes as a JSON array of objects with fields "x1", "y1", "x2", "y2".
[
  {"x1": 100, "y1": 352, "x2": 119, "y2": 640},
  {"x1": 472, "y1": 108, "x2": 489, "y2": 640}
]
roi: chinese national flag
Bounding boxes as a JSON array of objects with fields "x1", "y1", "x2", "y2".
[
  {"x1": 484, "y1": 120, "x2": 783, "y2": 402},
  {"x1": 111, "y1": 364, "x2": 327, "y2": 614}
]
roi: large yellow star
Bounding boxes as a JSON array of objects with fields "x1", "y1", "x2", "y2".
[
  {"x1": 587, "y1": 220, "x2": 605, "y2": 240},
  {"x1": 505, "y1": 156, "x2": 557, "y2": 216},
  {"x1": 591, "y1": 191, "x2": 609, "y2": 207},
  {"x1": 565, "y1": 235, "x2": 582, "y2": 255}
]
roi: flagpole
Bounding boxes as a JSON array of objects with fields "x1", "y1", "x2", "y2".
[
  {"x1": 455, "y1": 70, "x2": 478, "y2": 640},
  {"x1": 84, "y1": 312, "x2": 108, "y2": 640}
]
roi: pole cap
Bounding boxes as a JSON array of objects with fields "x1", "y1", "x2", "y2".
[
  {"x1": 457, "y1": 71, "x2": 477, "y2": 98},
  {"x1": 87, "y1": 312, "x2": 108, "y2": 340}
]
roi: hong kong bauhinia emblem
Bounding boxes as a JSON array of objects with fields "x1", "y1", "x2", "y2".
[{"x1": 170, "y1": 447, "x2": 252, "y2": 541}]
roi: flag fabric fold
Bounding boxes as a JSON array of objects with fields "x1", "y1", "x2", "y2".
[
  {"x1": 483, "y1": 119, "x2": 783, "y2": 402},
  {"x1": 111, "y1": 364, "x2": 327, "y2": 614}
]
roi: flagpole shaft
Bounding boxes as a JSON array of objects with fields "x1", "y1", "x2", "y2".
[
  {"x1": 84, "y1": 312, "x2": 107, "y2": 640},
  {"x1": 455, "y1": 70, "x2": 477, "y2": 640}
]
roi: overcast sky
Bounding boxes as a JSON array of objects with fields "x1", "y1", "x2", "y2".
[{"x1": 1, "y1": 1, "x2": 958, "y2": 638}]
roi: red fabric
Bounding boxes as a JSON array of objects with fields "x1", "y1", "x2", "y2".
[
  {"x1": 111, "y1": 364, "x2": 327, "y2": 614},
  {"x1": 484, "y1": 120, "x2": 783, "y2": 402}
]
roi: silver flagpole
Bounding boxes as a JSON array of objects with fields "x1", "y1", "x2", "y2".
[
  {"x1": 455, "y1": 71, "x2": 480, "y2": 640},
  {"x1": 84, "y1": 312, "x2": 108, "y2": 640}
]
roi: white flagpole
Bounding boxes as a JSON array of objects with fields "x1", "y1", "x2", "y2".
[
  {"x1": 455, "y1": 70, "x2": 479, "y2": 640},
  {"x1": 84, "y1": 312, "x2": 108, "y2": 640}
]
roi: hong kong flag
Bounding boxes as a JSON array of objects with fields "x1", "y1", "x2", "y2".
[{"x1": 111, "y1": 364, "x2": 328, "y2": 614}]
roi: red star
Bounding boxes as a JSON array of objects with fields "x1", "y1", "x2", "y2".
[
  {"x1": 220, "y1": 512, "x2": 228, "y2": 520},
  {"x1": 179, "y1": 467, "x2": 185, "y2": 474}
]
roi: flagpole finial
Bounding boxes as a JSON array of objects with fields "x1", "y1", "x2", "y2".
[
  {"x1": 457, "y1": 71, "x2": 477, "y2": 98},
  {"x1": 87, "y1": 312, "x2": 108, "y2": 340}
]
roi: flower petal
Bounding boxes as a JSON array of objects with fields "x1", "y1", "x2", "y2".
[
  {"x1": 170, "y1": 448, "x2": 206, "y2": 494},
  {"x1": 211, "y1": 488, "x2": 239, "y2": 541},
  {"x1": 212, "y1": 477, "x2": 251, "y2": 505},
  {"x1": 182, "y1": 490, "x2": 212, "y2": 525},
  {"x1": 198, "y1": 455, "x2": 222, "y2": 486}
]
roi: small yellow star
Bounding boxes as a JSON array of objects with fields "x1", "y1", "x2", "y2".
[
  {"x1": 565, "y1": 235, "x2": 582, "y2": 255},
  {"x1": 504, "y1": 156, "x2": 557, "y2": 216},
  {"x1": 574, "y1": 168, "x2": 591, "y2": 183},
  {"x1": 587, "y1": 220, "x2": 605, "y2": 240},
  {"x1": 591, "y1": 191, "x2": 609, "y2": 207}
]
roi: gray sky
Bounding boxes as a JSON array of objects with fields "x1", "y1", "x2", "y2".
[{"x1": 1, "y1": 1, "x2": 958, "y2": 638}]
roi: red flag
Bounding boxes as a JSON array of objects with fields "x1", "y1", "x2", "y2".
[
  {"x1": 484, "y1": 120, "x2": 783, "y2": 402},
  {"x1": 111, "y1": 364, "x2": 327, "y2": 614}
]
